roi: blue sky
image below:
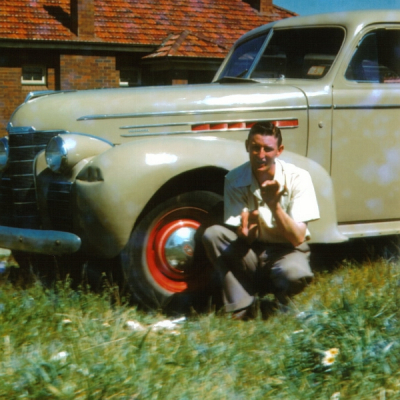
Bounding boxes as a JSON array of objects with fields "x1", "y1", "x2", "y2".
[{"x1": 274, "y1": 0, "x2": 400, "y2": 16}]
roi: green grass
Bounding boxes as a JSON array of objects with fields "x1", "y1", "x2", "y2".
[{"x1": 1, "y1": 252, "x2": 400, "y2": 399}]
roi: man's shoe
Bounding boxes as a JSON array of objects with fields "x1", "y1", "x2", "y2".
[
  {"x1": 231, "y1": 299, "x2": 258, "y2": 321},
  {"x1": 231, "y1": 308, "x2": 250, "y2": 320}
]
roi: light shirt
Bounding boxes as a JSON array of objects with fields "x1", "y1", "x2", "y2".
[{"x1": 224, "y1": 159, "x2": 320, "y2": 243}]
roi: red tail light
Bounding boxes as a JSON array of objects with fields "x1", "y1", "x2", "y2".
[{"x1": 192, "y1": 119, "x2": 298, "y2": 131}]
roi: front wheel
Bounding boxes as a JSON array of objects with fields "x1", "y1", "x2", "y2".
[{"x1": 120, "y1": 191, "x2": 223, "y2": 311}]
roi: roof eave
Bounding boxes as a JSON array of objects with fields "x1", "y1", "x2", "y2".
[
  {"x1": 142, "y1": 55, "x2": 225, "y2": 65},
  {"x1": 0, "y1": 38, "x2": 156, "y2": 53}
]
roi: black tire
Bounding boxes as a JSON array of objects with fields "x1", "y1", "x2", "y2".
[{"x1": 120, "y1": 190, "x2": 223, "y2": 312}]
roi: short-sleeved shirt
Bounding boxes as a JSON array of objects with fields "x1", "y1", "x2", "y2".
[{"x1": 224, "y1": 159, "x2": 320, "y2": 243}]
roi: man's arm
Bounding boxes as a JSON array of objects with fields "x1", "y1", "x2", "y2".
[
  {"x1": 237, "y1": 208, "x2": 259, "y2": 244},
  {"x1": 224, "y1": 178, "x2": 260, "y2": 244},
  {"x1": 269, "y1": 203, "x2": 307, "y2": 246},
  {"x1": 261, "y1": 180, "x2": 307, "y2": 247}
]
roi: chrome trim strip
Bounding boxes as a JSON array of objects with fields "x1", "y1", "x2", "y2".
[
  {"x1": 120, "y1": 122, "x2": 189, "y2": 129},
  {"x1": 0, "y1": 226, "x2": 81, "y2": 255},
  {"x1": 121, "y1": 125, "x2": 298, "y2": 138},
  {"x1": 78, "y1": 105, "x2": 307, "y2": 121},
  {"x1": 24, "y1": 90, "x2": 76, "y2": 103},
  {"x1": 11, "y1": 187, "x2": 35, "y2": 191},
  {"x1": 308, "y1": 105, "x2": 332, "y2": 110},
  {"x1": 333, "y1": 104, "x2": 400, "y2": 110},
  {"x1": 8, "y1": 144, "x2": 47, "y2": 149},
  {"x1": 7, "y1": 125, "x2": 36, "y2": 134},
  {"x1": 119, "y1": 117, "x2": 299, "y2": 130},
  {"x1": 121, "y1": 129, "x2": 247, "y2": 137},
  {"x1": 7, "y1": 126, "x2": 69, "y2": 135}
]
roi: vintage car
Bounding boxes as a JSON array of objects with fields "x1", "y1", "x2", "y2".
[{"x1": 1, "y1": 10, "x2": 400, "y2": 309}]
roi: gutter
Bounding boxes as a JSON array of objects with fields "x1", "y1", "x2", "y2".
[{"x1": 0, "y1": 39, "x2": 156, "y2": 53}]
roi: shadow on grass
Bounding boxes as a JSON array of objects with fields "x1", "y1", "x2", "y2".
[
  {"x1": 310, "y1": 234, "x2": 400, "y2": 273},
  {"x1": 2, "y1": 234, "x2": 399, "y2": 316}
]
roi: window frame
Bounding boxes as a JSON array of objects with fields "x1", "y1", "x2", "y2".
[
  {"x1": 21, "y1": 66, "x2": 46, "y2": 85},
  {"x1": 344, "y1": 27, "x2": 400, "y2": 84},
  {"x1": 119, "y1": 68, "x2": 142, "y2": 87}
]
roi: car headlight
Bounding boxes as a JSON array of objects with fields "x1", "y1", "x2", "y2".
[
  {"x1": 0, "y1": 137, "x2": 9, "y2": 172},
  {"x1": 45, "y1": 133, "x2": 113, "y2": 174},
  {"x1": 45, "y1": 135, "x2": 68, "y2": 173}
]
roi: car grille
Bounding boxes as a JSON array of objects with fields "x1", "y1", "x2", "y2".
[
  {"x1": 0, "y1": 127, "x2": 71, "y2": 230},
  {"x1": 48, "y1": 181, "x2": 73, "y2": 231}
]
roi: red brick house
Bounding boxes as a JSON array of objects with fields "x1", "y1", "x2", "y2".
[{"x1": 0, "y1": 0, "x2": 296, "y2": 135}]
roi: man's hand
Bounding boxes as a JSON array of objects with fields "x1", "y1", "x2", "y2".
[
  {"x1": 260, "y1": 180, "x2": 285, "y2": 209},
  {"x1": 260, "y1": 180, "x2": 306, "y2": 246},
  {"x1": 237, "y1": 208, "x2": 259, "y2": 244}
]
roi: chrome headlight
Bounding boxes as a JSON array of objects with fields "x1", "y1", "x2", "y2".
[
  {"x1": 45, "y1": 133, "x2": 112, "y2": 174},
  {"x1": 0, "y1": 137, "x2": 9, "y2": 172},
  {"x1": 45, "y1": 135, "x2": 67, "y2": 173}
]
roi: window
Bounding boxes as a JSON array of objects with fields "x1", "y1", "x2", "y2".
[
  {"x1": 21, "y1": 66, "x2": 46, "y2": 85},
  {"x1": 219, "y1": 33, "x2": 269, "y2": 78},
  {"x1": 219, "y1": 27, "x2": 345, "y2": 80},
  {"x1": 251, "y1": 27, "x2": 344, "y2": 79},
  {"x1": 345, "y1": 29, "x2": 400, "y2": 83},
  {"x1": 119, "y1": 69, "x2": 141, "y2": 87}
]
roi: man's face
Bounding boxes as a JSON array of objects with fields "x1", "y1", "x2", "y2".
[{"x1": 246, "y1": 133, "x2": 284, "y2": 178}]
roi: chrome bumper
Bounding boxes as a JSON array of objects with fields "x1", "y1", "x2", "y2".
[{"x1": 0, "y1": 226, "x2": 81, "y2": 255}]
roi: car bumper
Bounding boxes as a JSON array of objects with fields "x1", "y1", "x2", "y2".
[{"x1": 0, "y1": 226, "x2": 81, "y2": 255}]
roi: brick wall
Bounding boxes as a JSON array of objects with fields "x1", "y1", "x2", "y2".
[
  {"x1": 0, "y1": 67, "x2": 23, "y2": 137},
  {"x1": 60, "y1": 55, "x2": 119, "y2": 90},
  {"x1": 0, "y1": 54, "x2": 119, "y2": 136},
  {"x1": 0, "y1": 67, "x2": 56, "y2": 137}
]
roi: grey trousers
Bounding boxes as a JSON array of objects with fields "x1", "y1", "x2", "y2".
[{"x1": 202, "y1": 224, "x2": 314, "y2": 312}]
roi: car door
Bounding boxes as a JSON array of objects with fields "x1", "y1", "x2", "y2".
[{"x1": 332, "y1": 25, "x2": 400, "y2": 224}]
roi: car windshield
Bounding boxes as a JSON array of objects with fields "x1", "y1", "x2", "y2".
[{"x1": 219, "y1": 27, "x2": 345, "y2": 80}]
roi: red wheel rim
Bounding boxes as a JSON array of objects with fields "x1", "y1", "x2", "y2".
[{"x1": 146, "y1": 207, "x2": 207, "y2": 292}]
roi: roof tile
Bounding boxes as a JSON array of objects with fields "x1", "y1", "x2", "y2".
[{"x1": 0, "y1": 0, "x2": 296, "y2": 58}]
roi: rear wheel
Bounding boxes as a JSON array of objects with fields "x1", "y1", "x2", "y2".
[{"x1": 120, "y1": 191, "x2": 223, "y2": 311}]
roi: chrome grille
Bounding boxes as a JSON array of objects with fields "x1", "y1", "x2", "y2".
[
  {"x1": 48, "y1": 181, "x2": 73, "y2": 231},
  {"x1": 0, "y1": 127, "x2": 65, "y2": 228}
]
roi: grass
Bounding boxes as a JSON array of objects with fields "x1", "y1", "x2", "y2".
[{"x1": 1, "y1": 245, "x2": 400, "y2": 399}]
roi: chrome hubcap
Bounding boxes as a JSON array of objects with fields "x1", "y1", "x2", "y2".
[{"x1": 164, "y1": 226, "x2": 197, "y2": 272}]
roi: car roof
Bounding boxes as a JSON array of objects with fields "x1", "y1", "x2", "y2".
[{"x1": 236, "y1": 9, "x2": 400, "y2": 44}]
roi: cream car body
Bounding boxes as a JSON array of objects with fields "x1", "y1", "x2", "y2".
[{"x1": 1, "y1": 10, "x2": 400, "y2": 308}]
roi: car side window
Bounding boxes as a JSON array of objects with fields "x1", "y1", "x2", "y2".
[{"x1": 345, "y1": 29, "x2": 400, "y2": 83}]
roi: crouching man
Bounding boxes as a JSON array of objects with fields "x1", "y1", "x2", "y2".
[{"x1": 202, "y1": 122, "x2": 320, "y2": 320}]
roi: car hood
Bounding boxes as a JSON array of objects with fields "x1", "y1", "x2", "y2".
[{"x1": 10, "y1": 82, "x2": 307, "y2": 144}]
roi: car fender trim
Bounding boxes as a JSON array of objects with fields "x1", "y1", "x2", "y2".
[{"x1": 77, "y1": 105, "x2": 307, "y2": 121}]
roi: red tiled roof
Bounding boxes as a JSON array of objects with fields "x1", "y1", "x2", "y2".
[
  {"x1": 143, "y1": 30, "x2": 229, "y2": 59},
  {"x1": 1, "y1": 0, "x2": 296, "y2": 58}
]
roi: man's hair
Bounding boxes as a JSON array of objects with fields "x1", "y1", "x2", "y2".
[{"x1": 248, "y1": 122, "x2": 282, "y2": 147}]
